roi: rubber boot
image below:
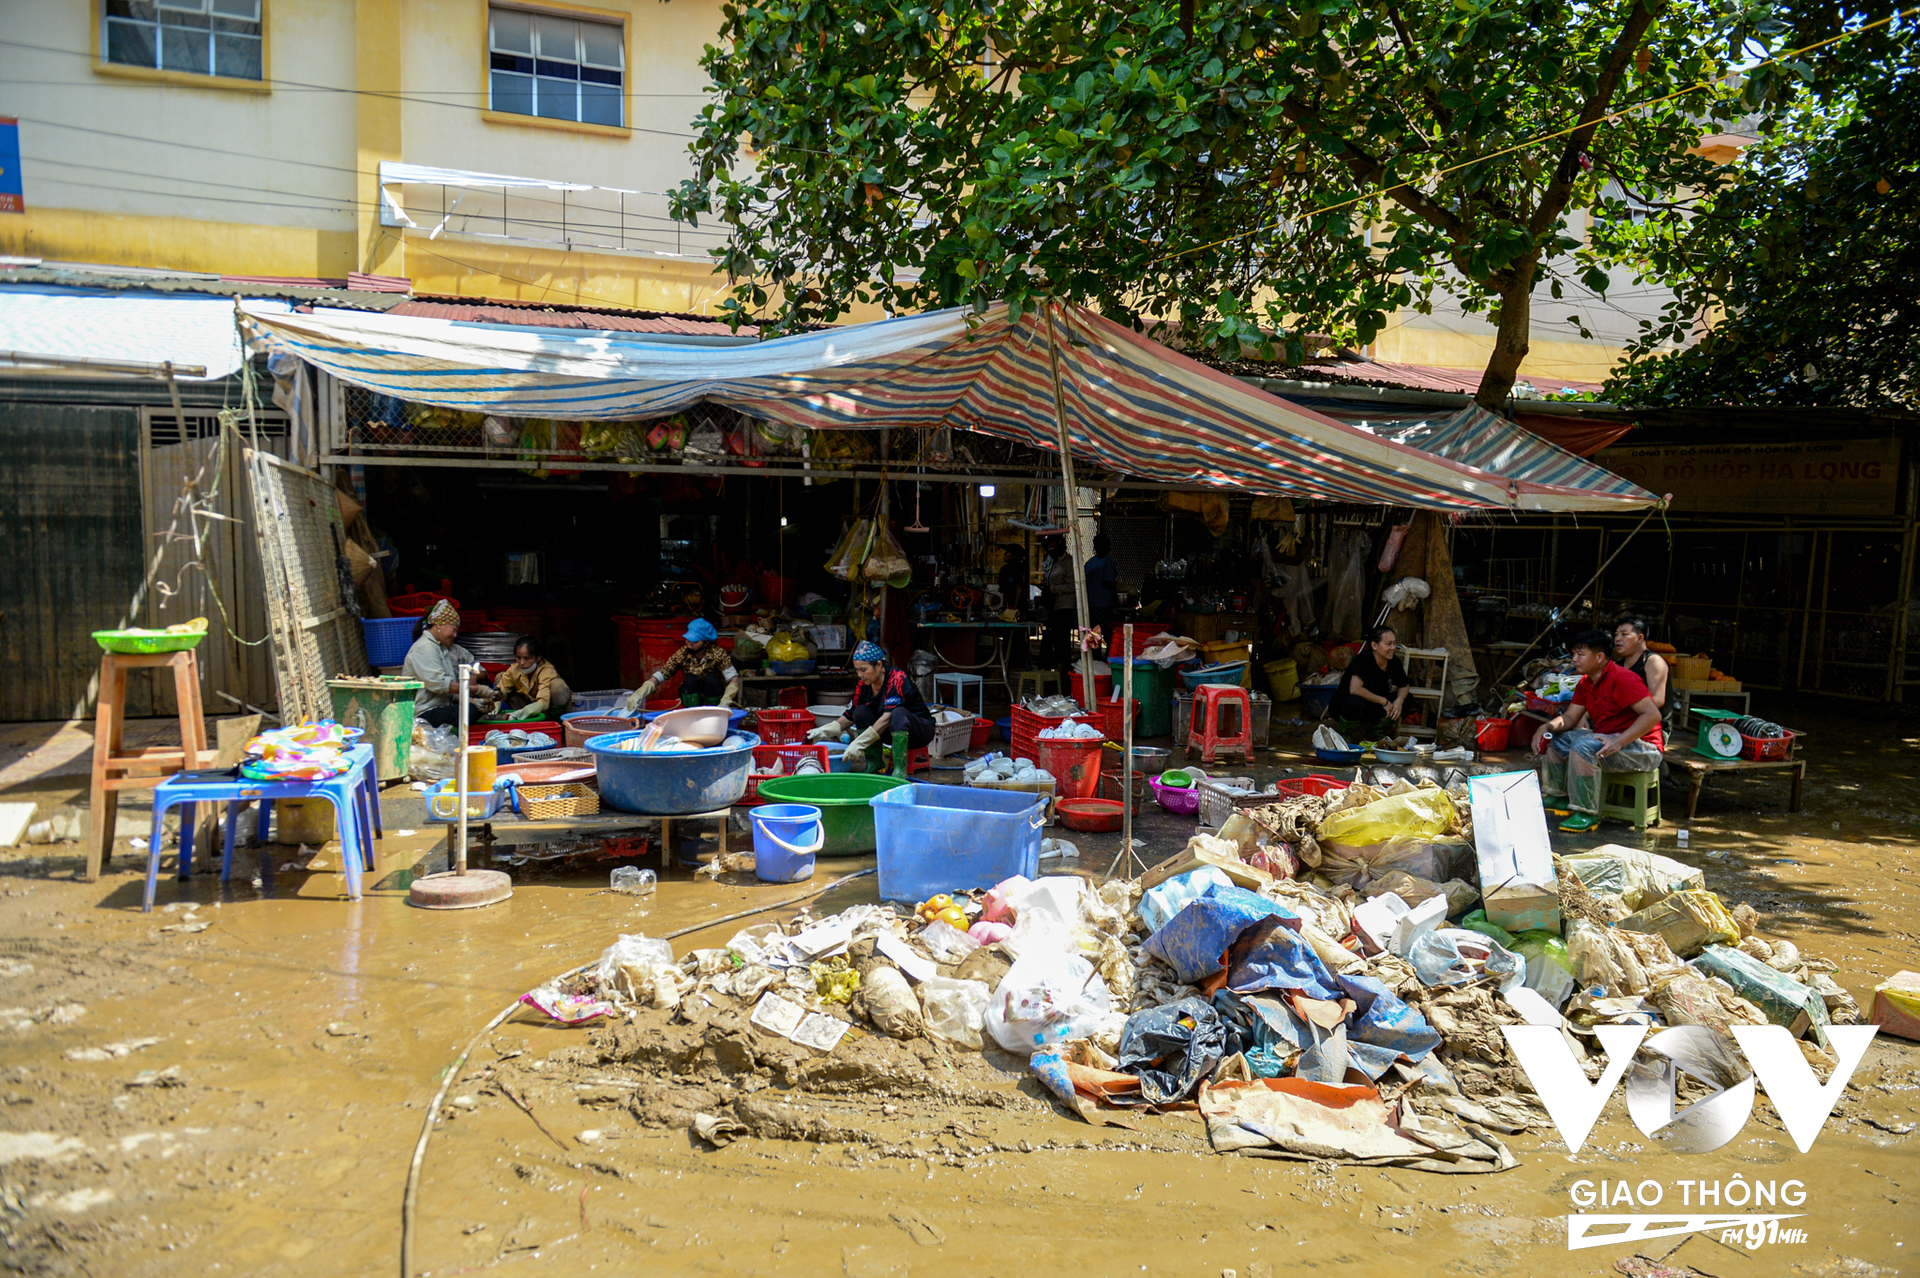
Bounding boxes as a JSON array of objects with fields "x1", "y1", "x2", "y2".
[{"x1": 891, "y1": 730, "x2": 910, "y2": 779}]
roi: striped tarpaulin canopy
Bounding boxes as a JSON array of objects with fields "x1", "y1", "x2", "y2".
[
  {"x1": 240, "y1": 299, "x2": 1655, "y2": 513},
  {"x1": 1364, "y1": 404, "x2": 1645, "y2": 499}
]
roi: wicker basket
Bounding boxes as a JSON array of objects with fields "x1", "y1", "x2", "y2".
[
  {"x1": 516, "y1": 782, "x2": 600, "y2": 819},
  {"x1": 564, "y1": 715, "x2": 637, "y2": 748},
  {"x1": 1672, "y1": 653, "x2": 1712, "y2": 682}
]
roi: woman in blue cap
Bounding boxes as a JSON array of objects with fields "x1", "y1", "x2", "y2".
[
  {"x1": 621, "y1": 617, "x2": 740, "y2": 712},
  {"x1": 807, "y1": 640, "x2": 935, "y2": 771}
]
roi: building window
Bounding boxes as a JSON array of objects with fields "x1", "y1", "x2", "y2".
[
  {"x1": 103, "y1": 0, "x2": 264, "y2": 81},
  {"x1": 489, "y1": 7, "x2": 624, "y2": 127}
]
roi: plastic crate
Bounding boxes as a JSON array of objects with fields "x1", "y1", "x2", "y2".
[
  {"x1": 423, "y1": 777, "x2": 504, "y2": 823},
  {"x1": 768, "y1": 660, "x2": 817, "y2": 676},
  {"x1": 1276, "y1": 774, "x2": 1352, "y2": 799},
  {"x1": 754, "y1": 708, "x2": 813, "y2": 745},
  {"x1": 1194, "y1": 774, "x2": 1257, "y2": 828},
  {"x1": 928, "y1": 709, "x2": 978, "y2": 758},
  {"x1": 360, "y1": 616, "x2": 418, "y2": 666},
  {"x1": 742, "y1": 742, "x2": 832, "y2": 806},
  {"x1": 569, "y1": 689, "x2": 633, "y2": 714},
  {"x1": 1010, "y1": 704, "x2": 1102, "y2": 763},
  {"x1": 1740, "y1": 728, "x2": 1797, "y2": 761},
  {"x1": 871, "y1": 783, "x2": 1046, "y2": 902}
]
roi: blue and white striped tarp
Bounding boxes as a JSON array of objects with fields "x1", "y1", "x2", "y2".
[{"x1": 240, "y1": 300, "x2": 1655, "y2": 513}]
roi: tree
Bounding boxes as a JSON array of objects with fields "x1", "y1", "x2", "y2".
[
  {"x1": 1597, "y1": 23, "x2": 1919, "y2": 409},
  {"x1": 673, "y1": 0, "x2": 1776, "y2": 408}
]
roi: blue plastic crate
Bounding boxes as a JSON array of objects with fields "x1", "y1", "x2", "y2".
[
  {"x1": 870, "y1": 783, "x2": 1045, "y2": 902},
  {"x1": 361, "y1": 616, "x2": 418, "y2": 667}
]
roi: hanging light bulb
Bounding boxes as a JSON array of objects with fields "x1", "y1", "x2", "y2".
[{"x1": 979, "y1": 484, "x2": 996, "y2": 498}]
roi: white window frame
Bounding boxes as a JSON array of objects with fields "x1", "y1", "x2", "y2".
[
  {"x1": 487, "y1": 5, "x2": 625, "y2": 128},
  {"x1": 101, "y1": 0, "x2": 264, "y2": 81}
]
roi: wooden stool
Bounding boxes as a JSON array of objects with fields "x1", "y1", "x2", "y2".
[
  {"x1": 87, "y1": 649, "x2": 216, "y2": 881},
  {"x1": 1601, "y1": 770, "x2": 1662, "y2": 829},
  {"x1": 1016, "y1": 670, "x2": 1061, "y2": 702}
]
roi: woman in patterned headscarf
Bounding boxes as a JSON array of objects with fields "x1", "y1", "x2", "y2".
[
  {"x1": 401, "y1": 600, "x2": 495, "y2": 727},
  {"x1": 806, "y1": 640, "x2": 935, "y2": 770}
]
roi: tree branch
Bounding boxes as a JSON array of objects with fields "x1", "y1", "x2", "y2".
[
  {"x1": 1526, "y1": 0, "x2": 1666, "y2": 239},
  {"x1": 1274, "y1": 98, "x2": 1469, "y2": 239},
  {"x1": 1382, "y1": 0, "x2": 1453, "y2": 134}
]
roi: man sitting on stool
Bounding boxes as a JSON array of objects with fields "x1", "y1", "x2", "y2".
[
  {"x1": 1533, "y1": 628, "x2": 1663, "y2": 833},
  {"x1": 1613, "y1": 615, "x2": 1670, "y2": 713}
]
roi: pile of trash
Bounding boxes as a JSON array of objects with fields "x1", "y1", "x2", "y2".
[{"x1": 517, "y1": 768, "x2": 1878, "y2": 1171}]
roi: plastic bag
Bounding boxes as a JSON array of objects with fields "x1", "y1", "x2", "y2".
[
  {"x1": 1692, "y1": 944, "x2": 1832, "y2": 1046},
  {"x1": 766, "y1": 631, "x2": 811, "y2": 663},
  {"x1": 918, "y1": 919, "x2": 979, "y2": 964},
  {"x1": 1316, "y1": 788, "x2": 1456, "y2": 848},
  {"x1": 861, "y1": 966, "x2": 924, "y2": 1039},
  {"x1": 1508, "y1": 929, "x2": 1575, "y2": 1007},
  {"x1": 919, "y1": 975, "x2": 992, "y2": 1049},
  {"x1": 1564, "y1": 917, "x2": 1682, "y2": 997},
  {"x1": 1615, "y1": 889, "x2": 1740, "y2": 958},
  {"x1": 1561, "y1": 846, "x2": 1705, "y2": 910},
  {"x1": 1406, "y1": 927, "x2": 1523, "y2": 992},
  {"x1": 1138, "y1": 866, "x2": 1233, "y2": 935},
  {"x1": 410, "y1": 724, "x2": 461, "y2": 783},
  {"x1": 594, "y1": 934, "x2": 684, "y2": 1009},
  {"x1": 984, "y1": 949, "x2": 1113, "y2": 1055}
]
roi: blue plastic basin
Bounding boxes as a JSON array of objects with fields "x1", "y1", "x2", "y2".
[
  {"x1": 869, "y1": 783, "x2": 1046, "y2": 902},
  {"x1": 585, "y1": 730, "x2": 760, "y2": 815}
]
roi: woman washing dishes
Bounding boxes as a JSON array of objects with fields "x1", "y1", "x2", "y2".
[
  {"x1": 492, "y1": 636, "x2": 572, "y2": 720},
  {"x1": 622, "y1": 618, "x2": 740, "y2": 712},
  {"x1": 1330, "y1": 626, "x2": 1409, "y2": 739},
  {"x1": 806, "y1": 641, "x2": 935, "y2": 771},
  {"x1": 401, "y1": 601, "x2": 496, "y2": 728}
]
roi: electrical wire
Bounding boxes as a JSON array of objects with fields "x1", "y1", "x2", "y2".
[{"x1": 397, "y1": 867, "x2": 877, "y2": 1278}]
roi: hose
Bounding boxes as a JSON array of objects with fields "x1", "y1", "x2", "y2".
[{"x1": 398, "y1": 867, "x2": 876, "y2": 1278}]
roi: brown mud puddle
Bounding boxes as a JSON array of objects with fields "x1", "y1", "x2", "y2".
[{"x1": 0, "y1": 695, "x2": 1915, "y2": 1276}]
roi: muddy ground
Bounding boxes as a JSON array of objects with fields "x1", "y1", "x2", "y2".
[{"x1": 0, "y1": 693, "x2": 1916, "y2": 1277}]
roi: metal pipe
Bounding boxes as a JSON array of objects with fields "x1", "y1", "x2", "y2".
[
  {"x1": 1121, "y1": 623, "x2": 1134, "y2": 876},
  {"x1": 1042, "y1": 303, "x2": 1098, "y2": 713},
  {"x1": 1, "y1": 350, "x2": 209, "y2": 378},
  {"x1": 456, "y1": 663, "x2": 471, "y2": 876}
]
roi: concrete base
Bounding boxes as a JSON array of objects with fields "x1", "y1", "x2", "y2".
[{"x1": 407, "y1": 869, "x2": 513, "y2": 909}]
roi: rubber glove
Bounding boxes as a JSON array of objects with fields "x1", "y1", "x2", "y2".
[
  {"x1": 622, "y1": 679, "x2": 658, "y2": 715},
  {"x1": 719, "y1": 684, "x2": 739, "y2": 709},
  {"x1": 843, "y1": 724, "x2": 883, "y2": 770},
  {"x1": 508, "y1": 701, "x2": 546, "y2": 721},
  {"x1": 805, "y1": 722, "x2": 842, "y2": 744}
]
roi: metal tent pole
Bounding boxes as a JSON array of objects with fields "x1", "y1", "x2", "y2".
[
  {"x1": 1042, "y1": 303, "x2": 1097, "y2": 714},
  {"x1": 455, "y1": 663, "x2": 471, "y2": 875}
]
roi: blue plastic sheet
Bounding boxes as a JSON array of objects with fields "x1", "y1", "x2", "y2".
[
  {"x1": 1223, "y1": 925, "x2": 1344, "y2": 1003},
  {"x1": 1141, "y1": 886, "x2": 1290, "y2": 984},
  {"x1": 1335, "y1": 973, "x2": 1442, "y2": 1072}
]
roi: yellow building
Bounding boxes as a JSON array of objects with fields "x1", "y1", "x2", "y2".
[{"x1": 0, "y1": 0, "x2": 737, "y2": 313}]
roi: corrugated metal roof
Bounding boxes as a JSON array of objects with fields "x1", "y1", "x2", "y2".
[
  {"x1": 0, "y1": 262, "x2": 410, "y2": 311},
  {"x1": 391, "y1": 295, "x2": 756, "y2": 336}
]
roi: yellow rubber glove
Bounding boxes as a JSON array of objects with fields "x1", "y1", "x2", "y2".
[
  {"x1": 843, "y1": 724, "x2": 882, "y2": 770},
  {"x1": 805, "y1": 722, "x2": 843, "y2": 744},
  {"x1": 621, "y1": 679, "x2": 658, "y2": 715}
]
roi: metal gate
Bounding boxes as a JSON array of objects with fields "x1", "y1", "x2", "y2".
[
  {"x1": 139, "y1": 407, "x2": 290, "y2": 716},
  {"x1": 245, "y1": 449, "x2": 370, "y2": 724}
]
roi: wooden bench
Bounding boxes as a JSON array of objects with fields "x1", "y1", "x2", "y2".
[{"x1": 1664, "y1": 746, "x2": 1805, "y2": 819}]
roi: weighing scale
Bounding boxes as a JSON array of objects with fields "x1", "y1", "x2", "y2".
[{"x1": 1691, "y1": 706, "x2": 1746, "y2": 759}]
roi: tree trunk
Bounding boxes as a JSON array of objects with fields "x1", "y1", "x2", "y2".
[{"x1": 1475, "y1": 256, "x2": 1541, "y2": 409}]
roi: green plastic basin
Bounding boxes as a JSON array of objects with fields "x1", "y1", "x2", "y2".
[{"x1": 751, "y1": 772, "x2": 908, "y2": 856}]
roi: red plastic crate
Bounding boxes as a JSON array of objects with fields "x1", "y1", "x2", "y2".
[
  {"x1": 742, "y1": 742, "x2": 832, "y2": 805},
  {"x1": 1740, "y1": 728, "x2": 1797, "y2": 761},
  {"x1": 754, "y1": 708, "x2": 814, "y2": 745},
  {"x1": 1276, "y1": 774, "x2": 1351, "y2": 799},
  {"x1": 1010, "y1": 704, "x2": 1103, "y2": 763},
  {"x1": 776, "y1": 686, "x2": 811, "y2": 709}
]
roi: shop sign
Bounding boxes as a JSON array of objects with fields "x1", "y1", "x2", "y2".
[
  {"x1": 0, "y1": 119, "x2": 21, "y2": 213},
  {"x1": 1595, "y1": 438, "x2": 1900, "y2": 516}
]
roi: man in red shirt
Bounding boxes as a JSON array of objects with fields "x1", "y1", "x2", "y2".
[{"x1": 1533, "y1": 628, "x2": 1664, "y2": 832}]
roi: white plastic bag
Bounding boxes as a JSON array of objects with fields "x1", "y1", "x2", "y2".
[
  {"x1": 919, "y1": 976, "x2": 992, "y2": 1049},
  {"x1": 984, "y1": 949, "x2": 1113, "y2": 1055},
  {"x1": 594, "y1": 934, "x2": 684, "y2": 1009}
]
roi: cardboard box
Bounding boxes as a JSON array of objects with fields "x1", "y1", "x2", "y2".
[{"x1": 1467, "y1": 770, "x2": 1562, "y2": 934}]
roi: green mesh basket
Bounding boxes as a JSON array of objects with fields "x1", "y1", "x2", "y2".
[{"x1": 92, "y1": 629, "x2": 208, "y2": 655}]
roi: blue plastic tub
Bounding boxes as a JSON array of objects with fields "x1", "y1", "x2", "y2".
[
  {"x1": 585, "y1": 730, "x2": 760, "y2": 815},
  {"x1": 361, "y1": 616, "x2": 417, "y2": 667},
  {"x1": 1179, "y1": 661, "x2": 1248, "y2": 691},
  {"x1": 750, "y1": 803, "x2": 823, "y2": 883},
  {"x1": 869, "y1": 783, "x2": 1046, "y2": 902},
  {"x1": 568, "y1": 688, "x2": 633, "y2": 714},
  {"x1": 995, "y1": 716, "x2": 1013, "y2": 742},
  {"x1": 1301, "y1": 684, "x2": 1338, "y2": 719}
]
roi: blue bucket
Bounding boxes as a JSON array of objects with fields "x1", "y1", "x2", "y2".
[{"x1": 750, "y1": 803, "x2": 824, "y2": 883}]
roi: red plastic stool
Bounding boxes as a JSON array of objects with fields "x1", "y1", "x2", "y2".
[
  {"x1": 907, "y1": 746, "x2": 930, "y2": 775},
  {"x1": 1189, "y1": 685, "x2": 1254, "y2": 766}
]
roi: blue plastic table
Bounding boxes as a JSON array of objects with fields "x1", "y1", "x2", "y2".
[{"x1": 143, "y1": 744, "x2": 382, "y2": 910}]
